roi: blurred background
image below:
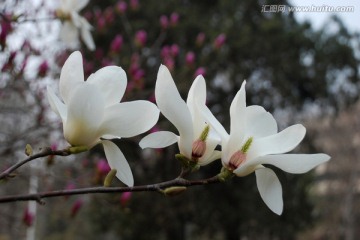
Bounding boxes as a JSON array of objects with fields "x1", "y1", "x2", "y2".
[{"x1": 0, "y1": 0, "x2": 359, "y2": 239}]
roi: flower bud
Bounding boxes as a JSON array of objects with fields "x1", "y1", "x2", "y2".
[
  {"x1": 185, "y1": 51, "x2": 195, "y2": 66},
  {"x1": 22, "y1": 208, "x2": 35, "y2": 227},
  {"x1": 134, "y1": 30, "x2": 147, "y2": 48},
  {"x1": 159, "y1": 15, "x2": 169, "y2": 29},
  {"x1": 25, "y1": 144, "x2": 33, "y2": 156},
  {"x1": 70, "y1": 199, "x2": 83, "y2": 218},
  {"x1": 170, "y1": 12, "x2": 179, "y2": 26},
  {"x1": 110, "y1": 34, "x2": 123, "y2": 53},
  {"x1": 120, "y1": 192, "x2": 132, "y2": 207},
  {"x1": 214, "y1": 33, "x2": 226, "y2": 49},
  {"x1": 104, "y1": 169, "x2": 117, "y2": 187},
  {"x1": 162, "y1": 186, "x2": 187, "y2": 196},
  {"x1": 116, "y1": 1, "x2": 127, "y2": 14}
]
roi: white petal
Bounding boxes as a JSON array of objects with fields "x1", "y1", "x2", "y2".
[
  {"x1": 102, "y1": 140, "x2": 134, "y2": 187},
  {"x1": 79, "y1": 18, "x2": 95, "y2": 51},
  {"x1": 248, "y1": 124, "x2": 306, "y2": 160},
  {"x1": 64, "y1": 84, "x2": 104, "y2": 146},
  {"x1": 75, "y1": 0, "x2": 89, "y2": 11},
  {"x1": 156, "y1": 65, "x2": 193, "y2": 157},
  {"x1": 199, "y1": 150, "x2": 221, "y2": 166},
  {"x1": 87, "y1": 66, "x2": 127, "y2": 106},
  {"x1": 226, "y1": 82, "x2": 247, "y2": 161},
  {"x1": 197, "y1": 101, "x2": 228, "y2": 140},
  {"x1": 47, "y1": 86, "x2": 67, "y2": 121},
  {"x1": 187, "y1": 75, "x2": 206, "y2": 117},
  {"x1": 59, "y1": 51, "x2": 84, "y2": 104},
  {"x1": 199, "y1": 134, "x2": 220, "y2": 165},
  {"x1": 245, "y1": 105, "x2": 277, "y2": 138},
  {"x1": 252, "y1": 153, "x2": 330, "y2": 174},
  {"x1": 60, "y1": 21, "x2": 79, "y2": 48},
  {"x1": 139, "y1": 131, "x2": 179, "y2": 149},
  {"x1": 255, "y1": 167, "x2": 283, "y2": 215},
  {"x1": 99, "y1": 101, "x2": 159, "y2": 138}
]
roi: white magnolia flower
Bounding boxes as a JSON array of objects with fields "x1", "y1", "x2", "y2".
[
  {"x1": 47, "y1": 51, "x2": 160, "y2": 186},
  {"x1": 200, "y1": 81, "x2": 330, "y2": 215},
  {"x1": 56, "y1": 0, "x2": 95, "y2": 50},
  {"x1": 139, "y1": 65, "x2": 221, "y2": 166}
]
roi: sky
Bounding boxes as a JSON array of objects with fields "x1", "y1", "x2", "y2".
[{"x1": 289, "y1": 0, "x2": 360, "y2": 33}]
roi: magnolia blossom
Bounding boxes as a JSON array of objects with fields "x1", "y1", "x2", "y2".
[
  {"x1": 47, "y1": 51, "x2": 159, "y2": 186},
  {"x1": 56, "y1": 0, "x2": 95, "y2": 50},
  {"x1": 139, "y1": 65, "x2": 220, "y2": 166},
  {"x1": 200, "y1": 81, "x2": 330, "y2": 215}
]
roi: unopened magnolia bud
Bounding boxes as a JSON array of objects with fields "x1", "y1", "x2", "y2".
[
  {"x1": 104, "y1": 169, "x2": 117, "y2": 187},
  {"x1": 25, "y1": 144, "x2": 33, "y2": 156},
  {"x1": 162, "y1": 186, "x2": 187, "y2": 196}
]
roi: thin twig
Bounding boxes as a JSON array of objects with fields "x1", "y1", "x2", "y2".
[
  {"x1": 0, "y1": 175, "x2": 221, "y2": 203},
  {"x1": 0, "y1": 147, "x2": 73, "y2": 181}
]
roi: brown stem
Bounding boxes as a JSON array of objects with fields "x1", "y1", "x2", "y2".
[
  {"x1": 0, "y1": 175, "x2": 221, "y2": 203},
  {"x1": 0, "y1": 147, "x2": 73, "y2": 181}
]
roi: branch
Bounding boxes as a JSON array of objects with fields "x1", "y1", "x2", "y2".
[
  {"x1": 0, "y1": 147, "x2": 76, "y2": 181},
  {"x1": 0, "y1": 175, "x2": 221, "y2": 203}
]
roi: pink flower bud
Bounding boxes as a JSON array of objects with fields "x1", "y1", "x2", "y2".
[
  {"x1": 170, "y1": 12, "x2": 179, "y2": 26},
  {"x1": 159, "y1": 15, "x2": 169, "y2": 29},
  {"x1": 214, "y1": 33, "x2": 226, "y2": 49},
  {"x1": 110, "y1": 34, "x2": 123, "y2": 52},
  {"x1": 70, "y1": 199, "x2": 84, "y2": 218},
  {"x1": 0, "y1": 18, "x2": 13, "y2": 49},
  {"x1": 196, "y1": 32, "x2": 206, "y2": 46},
  {"x1": 22, "y1": 208, "x2": 35, "y2": 227},
  {"x1": 194, "y1": 67, "x2": 206, "y2": 77},
  {"x1": 164, "y1": 57, "x2": 175, "y2": 71},
  {"x1": 170, "y1": 44, "x2": 180, "y2": 57},
  {"x1": 97, "y1": 16, "x2": 106, "y2": 32},
  {"x1": 130, "y1": 0, "x2": 139, "y2": 10},
  {"x1": 120, "y1": 192, "x2": 132, "y2": 207},
  {"x1": 185, "y1": 51, "x2": 195, "y2": 66},
  {"x1": 38, "y1": 60, "x2": 49, "y2": 77},
  {"x1": 116, "y1": 1, "x2": 127, "y2": 14},
  {"x1": 97, "y1": 159, "x2": 111, "y2": 175},
  {"x1": 104, "y1": 7, "x2": 115, "y2": 23},
  {"x1": 161, "y1": 45, "x2": 170, "y2": 58},
  {"x1": 134, "y1": 30, "x2": 147, "y2": 47}
]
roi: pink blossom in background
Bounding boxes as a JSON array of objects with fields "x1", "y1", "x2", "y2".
[
  {"x1": 160, "y1": 15, "x2": 169, "y2": 29},
  {"x1": 185, "y1": 51, "x2": 196, "y2": 66},
  {"x1": 195, "y1": 67, "x2": 206, "y2": 77},
  {"x1": 38, "y1": 60, "x2": 49, "y2": 77},
  {"x1": 170, "y1": 12, "x2": 179, "y2": 26},
  {"x1": 116, "y1": 1, "x2": 128, "y2": 14},
  {"x1": 22, "y1": 208, "x2": 35, "y2": 227},
  {"x1": 161, "y1": 45, "x2": 171, "y2": 59},
  {"x1": 104, "y1": 7, "x2": 115, "y2": 24},
  {"x1": 110, "y1": 34, "x2": 123, "y2": 53},
  {"x1": 170, "y1": 44, "x2": 180, "y2": 57},
  {"x1": 120, "y1": 192, "x2": 132, "y2": 207},
  {"x1": 196, "y1": 32, "x2": 206, "y2": 46},
  {"x1": 70, "y1": 199, "x2": 84, "y2": 218},
  {"x1": 0, "y1": 16, "x2": 13, "y2": 49},
  {"x1": 130, "y1": 0, "x2": 139, "y2": 10},
  {"x1": 163, "y1": 57, "x2": 175, "y2": 71},
  {"x1": 214, "y1": 33, "x2": 226, "y2": 49},
  {"x1": 96, "y1": 159, "x2": 111, "y2": 176},
  {"x1": 134, "y1": 30, "x2": 147, "y2": 47}
]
